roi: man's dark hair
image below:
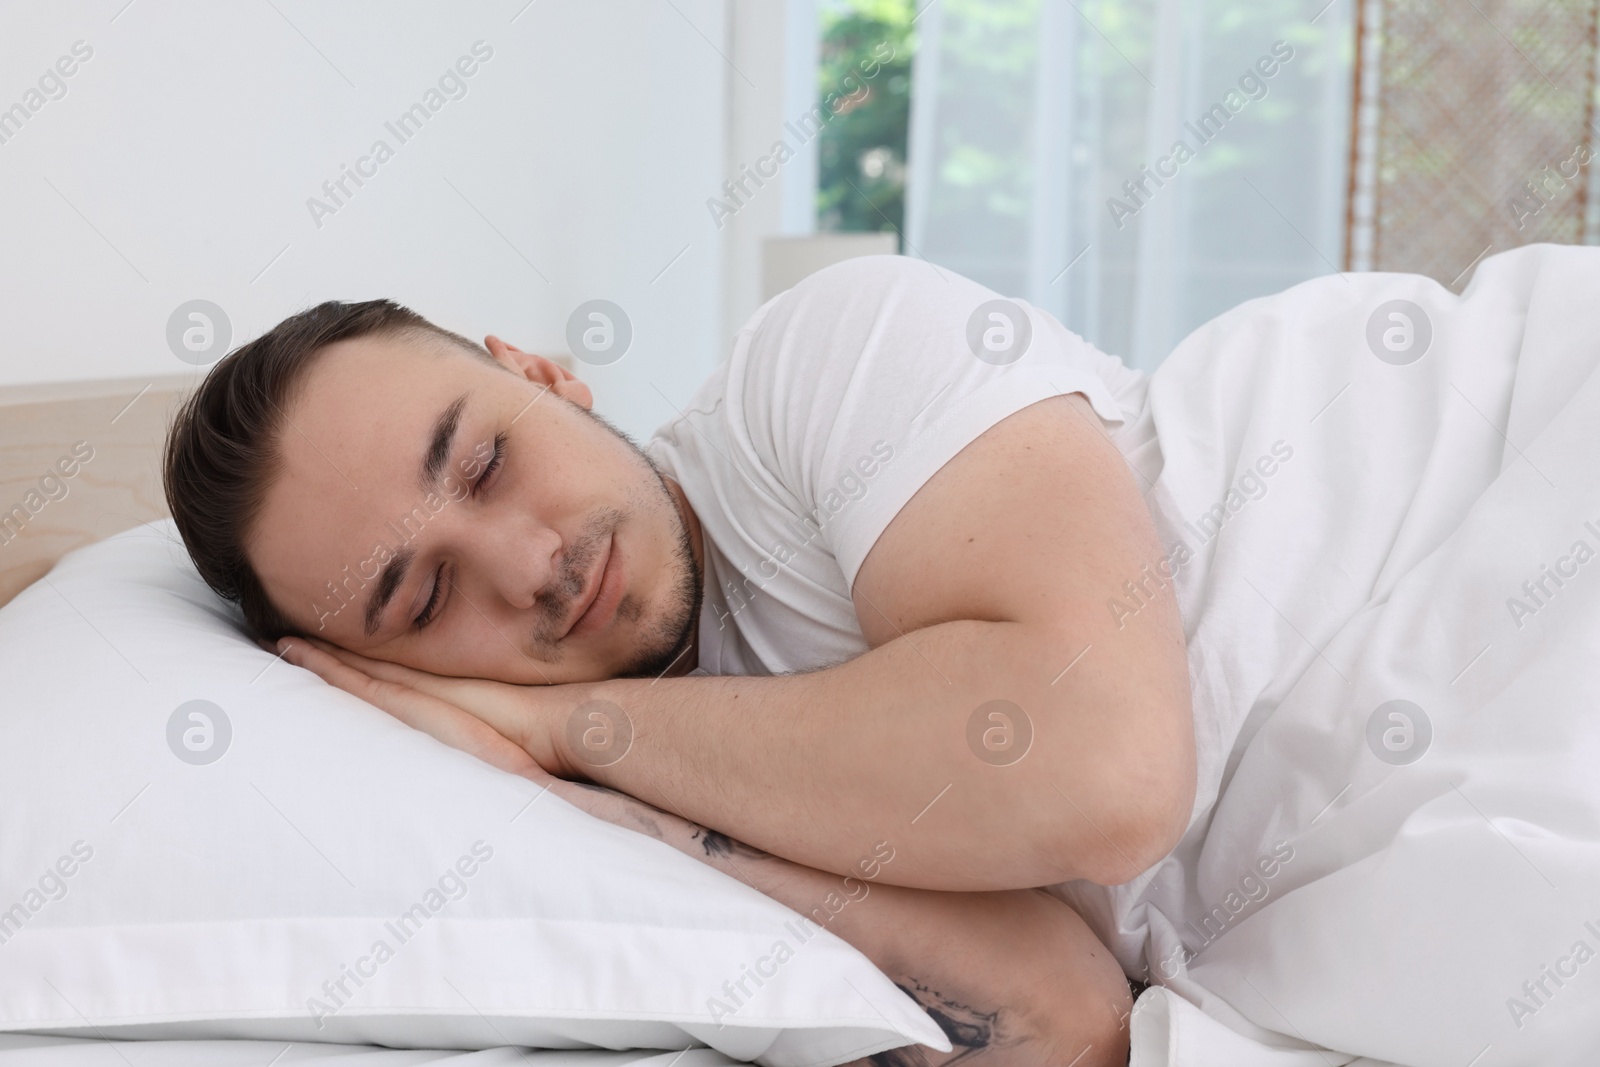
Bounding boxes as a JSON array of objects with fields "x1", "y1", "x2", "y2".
[{"x1": 164, "y1": 299, "x2": 489, "y2": 640}]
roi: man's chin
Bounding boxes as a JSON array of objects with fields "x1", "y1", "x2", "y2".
[
  {"x1": 612, "y1": 628, "x2": 694, "y2": 681},
  {"x1": 605, "y1": 603, "x2": 696, "y2": 681}
]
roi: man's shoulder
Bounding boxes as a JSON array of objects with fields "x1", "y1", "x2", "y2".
[
  {"x1": 643, "y1": 252, "x2": 982, "y2": 473},
  {"x1": 798, "y1": 251, "x2": 923, "y2": 284},
  {"x1": 778, "y1": 253, "x2": 935, "y2": 305},
  {"x1": 741, "y1": 254, "x2": 952, "y2": 374}
]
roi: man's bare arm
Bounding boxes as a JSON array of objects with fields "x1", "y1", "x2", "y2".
[
  {"x1": 539, "y1": 780, "x2": 1136, "y2": 1067},
  {"x1": 283, "y1": 394, "x2": 1195, "y2": 890},
  {"x1": 278, "y1": 663, "x2": 1136, "y2": 1067},
  {"x1": 551, "y1": 394, "x2": 1193, "y2": 889}
]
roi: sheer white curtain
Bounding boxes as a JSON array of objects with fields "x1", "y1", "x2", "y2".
[{"x1": 905, "y1": 0, "x2": 1354, "y2": 370}]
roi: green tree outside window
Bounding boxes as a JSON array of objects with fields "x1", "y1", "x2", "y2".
[{"x1": 817, "y1": 0, "x2": 916, "y2": 237}]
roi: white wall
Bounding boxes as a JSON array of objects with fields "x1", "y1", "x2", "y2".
[
  {"x1": 0, "y1": 0, "x2": 733, "y2": 443},
  {"x1": 717, "y1": 0, "x2": 818, "y2": 349}
]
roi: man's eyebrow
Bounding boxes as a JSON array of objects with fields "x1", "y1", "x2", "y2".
[
  {"x1": 364, "y1": 545, "x2": 417, "y2": 637},
  {"x1": 420, "y1": 393, "x2": 470, "y2": 492},
  {"x1": 362, "y1": 392, "x2": 465, "y2": 637}
]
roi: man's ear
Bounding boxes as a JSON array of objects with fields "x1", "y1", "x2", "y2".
[{"x1": 484, "y1": 335, "x2": 594, "y2": 410}]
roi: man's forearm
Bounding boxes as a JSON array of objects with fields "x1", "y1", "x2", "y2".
[
  {"x1": 547, "y1": 778, "x2": 1133, "y2": 1067},
  {"x1": 552, "y1": 616, "x2": 1192, "y2": 892}
]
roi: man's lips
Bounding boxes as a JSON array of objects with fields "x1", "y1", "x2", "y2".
[{"x1": 562, "y1": 533, "x2": 622, "y2": 640}]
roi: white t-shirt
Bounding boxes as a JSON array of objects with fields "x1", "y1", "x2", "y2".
[{"x1": 646, "y1": 255, "x2": 1140, "y2": 677}]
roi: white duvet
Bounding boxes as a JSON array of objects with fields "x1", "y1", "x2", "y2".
[{"x1": 1057, "y1": 243, "x2": 1600, "y2": 1066}]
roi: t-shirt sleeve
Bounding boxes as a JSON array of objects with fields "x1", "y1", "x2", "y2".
[{"x1": 728, "y1": 254, "x2": 1128, "y2": 592}]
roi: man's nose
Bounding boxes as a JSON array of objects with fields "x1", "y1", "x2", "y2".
[{"x1": 474, "y1": 519, "x2": 560, "y2": 611}]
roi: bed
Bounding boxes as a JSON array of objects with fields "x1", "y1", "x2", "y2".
[{"x1": 6, "y1": 243, "x2": 1600, "y2": 1066}]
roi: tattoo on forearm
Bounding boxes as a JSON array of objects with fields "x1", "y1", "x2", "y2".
[
  {"x1": 619, "y1": 809, "x2": 665, "y2": 840},
  {"x1": 568, "y1": 781, "x2": 665, "y2": 841},
  {"x1": 565, "y1": 784, "x2": 777, "y2": 883},
  {"x1": 694, "y1": 828, "x2": 771, "y2": 861},
  {"x1": 872, "y1": 981, "x2": 1001, "y2": 1067}
]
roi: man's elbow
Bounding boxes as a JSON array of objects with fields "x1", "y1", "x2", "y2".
[
  {"x1": 1113, "y1": 786, "x2": 1192, "y2": 883},
  {"x1": 1060, "y1": 740, "x2": 1196, "y2": 886}
]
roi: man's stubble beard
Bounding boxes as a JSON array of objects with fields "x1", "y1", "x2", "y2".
[
  {"x1": 611, "y1": 475, "x2": 702, "y2": 679},
  {"x1": 573, "y1": 404, "x2": 703, "y2": 681}
]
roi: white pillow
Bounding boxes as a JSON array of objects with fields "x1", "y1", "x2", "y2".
[
  {"x1": 0, "y1": 522, "x2": 945, "y2": 1067},
  {"x1": 0, "y1": 1034, "x2": 746, "y2": 1067}
]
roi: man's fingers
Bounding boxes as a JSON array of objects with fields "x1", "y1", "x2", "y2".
[
  {"x1": 388, "y1": 694, "x2": 550, "y2": 781},
  {"x1": 298, "y1": 637, "x2": 427, "y2": 685},
  {"x1": 283, "y1": 644, "x2": 464, "y2": 748},
  {"x1": 279, "y1": 638, "x2": 390, "y2": 703},
  {"x1": 296, "y1": 636, "x2": 494, "y2": 707},
  {"x1": 278, "y1": 638, "x2": 549, "y2": 782},
  {"x1": 278, "y1": 637, "x2": 554, "y2": 771}
]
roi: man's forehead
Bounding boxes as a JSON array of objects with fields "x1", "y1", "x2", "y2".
[
  {"x1": 297, "y1": 333, "x2": 469, "y2": 411},
  {"x1": 282, "y1": 338, "x2": 481, "y2": 463}
]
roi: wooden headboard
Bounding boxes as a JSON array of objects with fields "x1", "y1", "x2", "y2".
[{"x1": 0, "y1": 375, "x2": 195, "y2": 609}]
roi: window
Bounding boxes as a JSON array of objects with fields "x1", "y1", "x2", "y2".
[{"x1": 816, "y1": 0, "x2": 917, "y2": 238}]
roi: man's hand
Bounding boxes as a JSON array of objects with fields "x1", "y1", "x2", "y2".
[{"x1": 274, "y1": 636, "x2": 578, "y2": 778}]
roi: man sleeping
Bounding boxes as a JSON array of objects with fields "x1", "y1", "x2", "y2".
[{"x1": 163, "y1": 255, "x2": 1198, "y2": 1067}]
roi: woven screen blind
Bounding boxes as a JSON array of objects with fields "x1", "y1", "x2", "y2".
[{"x1": 1347, "y1": 0, "x2": 1600, "y2": 286}]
